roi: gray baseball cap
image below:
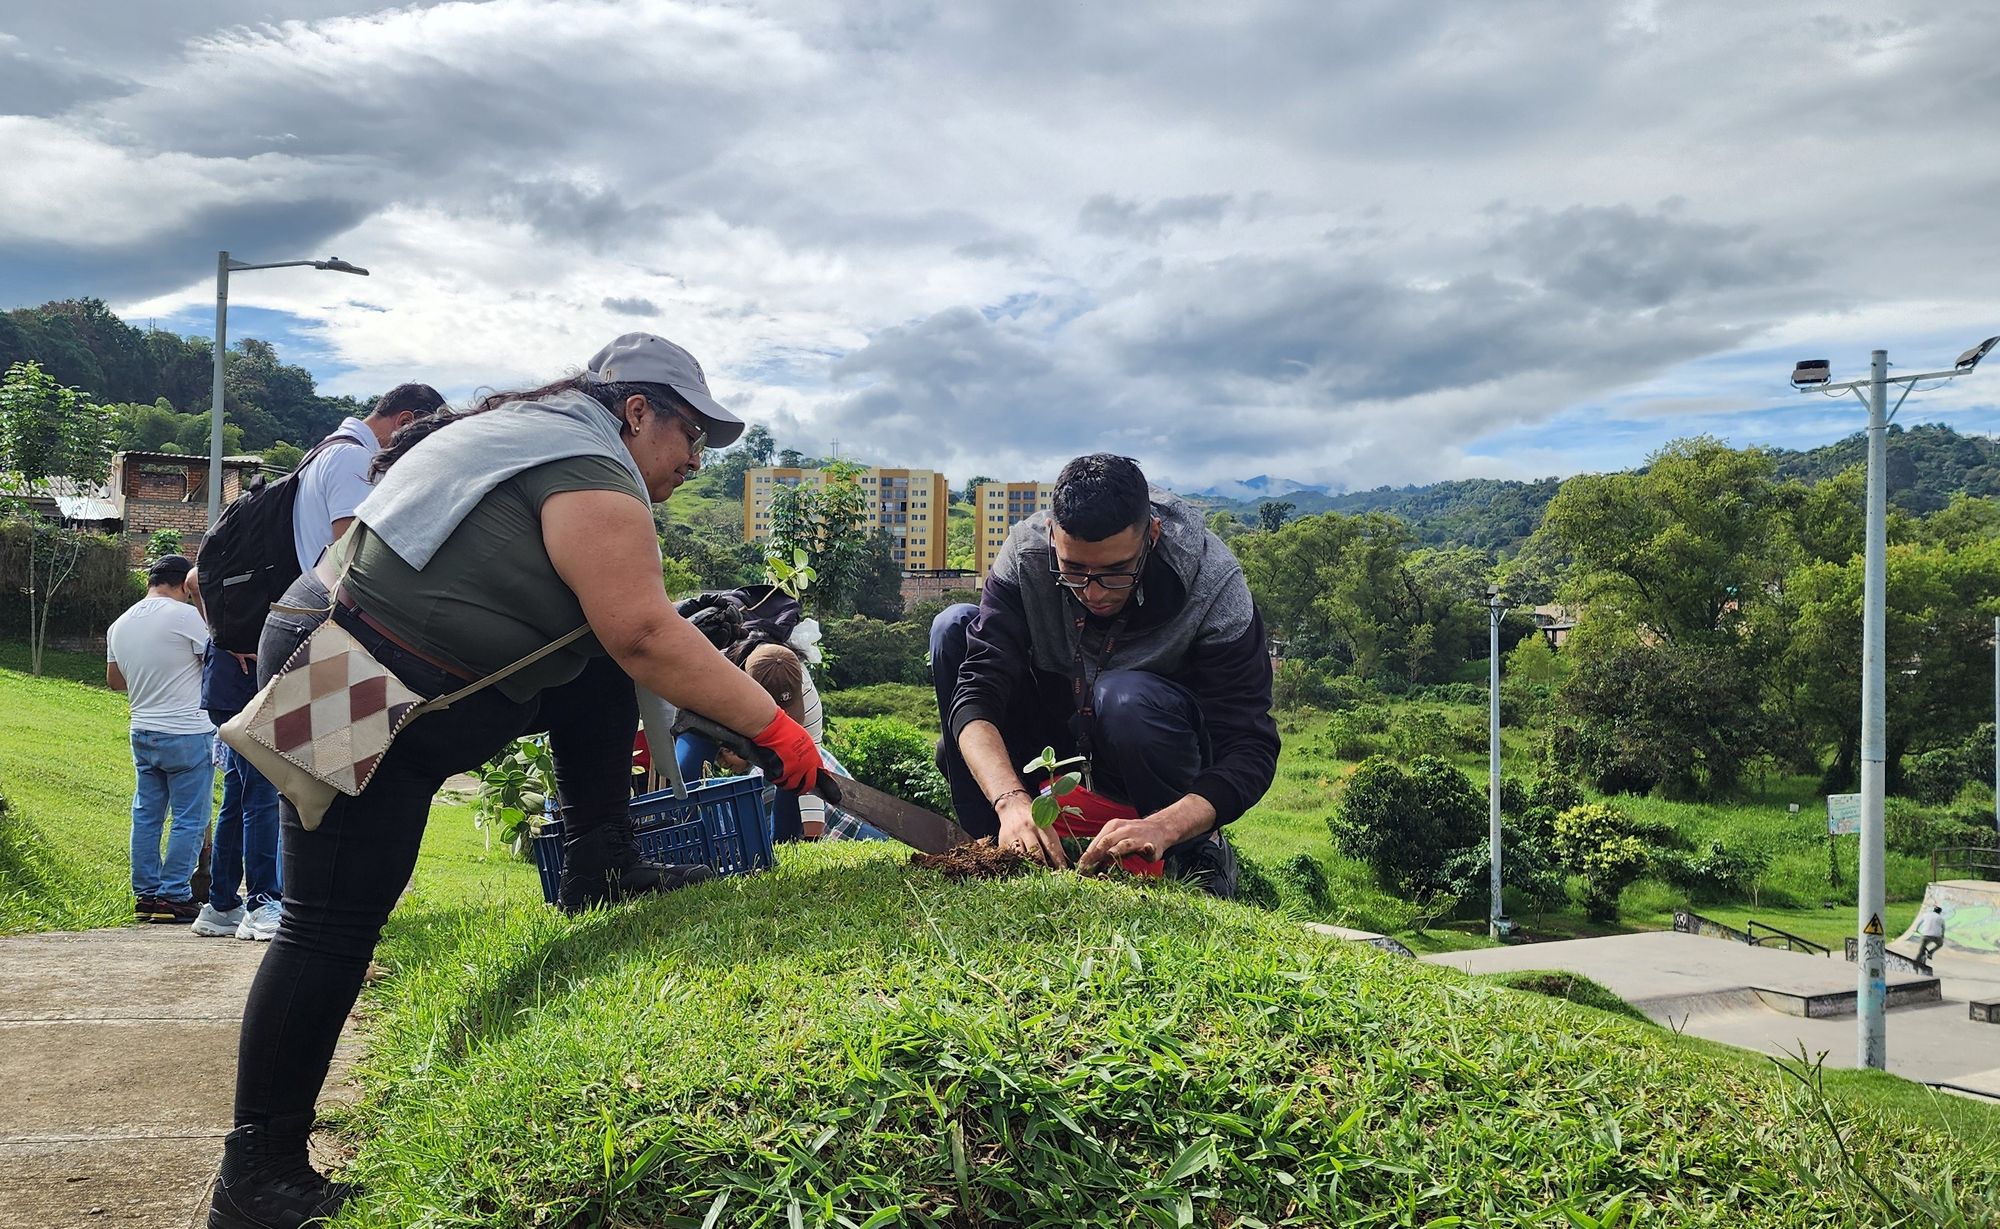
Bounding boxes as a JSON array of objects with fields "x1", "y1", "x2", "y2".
[{"x1": 583, "y1": 332, "x2": 746, "y2": 447}]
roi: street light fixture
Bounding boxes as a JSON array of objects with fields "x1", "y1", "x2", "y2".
[
  {"x1": 1486, "y1": 582, "x2": 1509, "y2": 940},
  {"x1": 1789, "y1": 335, "x2": 1994, "y2": 1070},
  {"x1": 207, "y1": 251, "x2": 371, "y2": 530}
]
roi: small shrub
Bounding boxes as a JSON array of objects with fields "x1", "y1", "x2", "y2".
[
  {"x1": 1329, "y1": 754, "x2": 1485, "y2": 912},
  {"x1": 1902, "y1": 744, "x2": 1982, "y2": 805},
  {"x1": 1278, "y1": 853, "x2": 1333, "y2": 910},
  {"x1": 1552, "y1": 801, "x2": 1654, "y2": 922},
  {"x1": 1657, "y1": 839, "x2": 1772, "y2": 905},
  {"x1": 1387, "y1": 709, "x2": 1451, "y2": 760},
  {"x1": 1322, "y1": 674, "x2": 1380, "y2": 710},
  {"x1": 1411, "y1": 682, "x2": 1484, "y2": 706},
  {"x1": 1233, "y1": 853, "x2": 1282, "y2": 911},
  {"x1": 1324, "y1": 712, "x2": 1384, "y2": 761},
  {"x1": 824, "y1": 716, "x2": 951, "y2": 814},
  {"x1": 1271, "y1": 658, "x2": 1334, "y2": 709}
]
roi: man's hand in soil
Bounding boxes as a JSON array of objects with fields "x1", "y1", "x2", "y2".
[
  {"x1": 1076, "y1": 796, "x2": 1218, "y2": 875},
  {"x1": 997, "y1": 793, "x2": 1067, "y2": 868}
]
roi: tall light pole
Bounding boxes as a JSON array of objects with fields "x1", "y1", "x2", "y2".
[
  {"x1": 1487, "y1": 583, "x2": 1508, "y2": 940},
  {"x1": 208, "y1": 252, "x2": 369, "y2": 531},
  {"x1": 1993, "y1": 615, "x2": 1999, "y2": 837},
  {"x1": 1790, "y1": 333, "x2": 1997, "y2": 1069}
]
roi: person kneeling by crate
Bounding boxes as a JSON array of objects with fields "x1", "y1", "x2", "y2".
[{"x1": 208, "y1": 333, "x2": 823, "y2": 1229}]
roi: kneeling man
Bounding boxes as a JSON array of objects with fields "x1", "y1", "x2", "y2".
[{"x1": 932, "y1": 454, "x2": 1278, "y2": 896}]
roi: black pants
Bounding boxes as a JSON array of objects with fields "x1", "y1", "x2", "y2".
[
  {"x1": 929, "y1": 604, "x2": 1237, "y2": 896},
  {"x1": 233, "y1": 574, "x2": 637, "y2": 1130}
]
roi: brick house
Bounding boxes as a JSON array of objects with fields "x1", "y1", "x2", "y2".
[{"x1": 110, "y1": 451, "x2": 266, "y2": 563}]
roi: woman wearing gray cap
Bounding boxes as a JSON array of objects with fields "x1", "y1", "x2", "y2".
[{"x1": 208, "y1": 333, "x2": 822, "y2": 1229}]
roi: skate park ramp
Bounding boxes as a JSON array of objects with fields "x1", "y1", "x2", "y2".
[
  {"x1": 1426, "y1": 931, "x2": 2000, "y2": 1095},
  {"x1": 1894, "y1": 879, "x2": 2000, "y2": 966}
]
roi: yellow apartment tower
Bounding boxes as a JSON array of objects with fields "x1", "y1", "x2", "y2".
[
  {"x1": 975, "y1": 481, "x2": 1054, "y2": 577},
  {"x1": 743, "y1": 466, "x2": 950, "y2": 571}
]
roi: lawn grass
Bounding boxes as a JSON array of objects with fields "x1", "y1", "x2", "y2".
[
  {"x1": 335, "y1": 842, "x2": 1999, "y2": 1227},
  {"x1": 2, "y1": 657, "x2": 1995, "y2": 1224}
]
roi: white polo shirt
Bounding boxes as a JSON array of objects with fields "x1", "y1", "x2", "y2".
[
  {"x1": 291, "y1": 418, "x2": 379, "y2": 572},
  {"x1": 106, "y1": 596, "x2": 212, "y2": 735}
]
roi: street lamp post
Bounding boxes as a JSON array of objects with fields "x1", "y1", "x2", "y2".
[
  {"x1": 208, "y1": 252, "x2": 369, "y2": 530},
  {"x1": 1790, "y1": 334, "x2": 1997, "y2": 1070},
  {"x1": 1487, "y1": 583, "x2": 1508, "y2": 940}
]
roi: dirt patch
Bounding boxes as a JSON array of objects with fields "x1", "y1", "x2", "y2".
[{"x1": 910, "y1": 839, "x2": 1032, "y2": 881}]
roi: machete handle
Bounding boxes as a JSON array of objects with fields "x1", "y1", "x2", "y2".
[{"x1": 677, "y1": 710, "x2": 842, "y2": 806}]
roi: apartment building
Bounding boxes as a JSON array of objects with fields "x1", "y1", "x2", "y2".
[
  {"x1": 975, "y1": 480, "x2": 1054, "y2": 577},
  {"x1": 742, "y1": 466, "x2": 949, "y2": 570}
]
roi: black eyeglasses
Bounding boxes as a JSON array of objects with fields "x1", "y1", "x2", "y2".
[
  {"x1": 1049, "y1": 534, "x2": 1150, "y2": 591},
  {"x1": 646, "y1": 396, "x2": 707, "y2": 456}
]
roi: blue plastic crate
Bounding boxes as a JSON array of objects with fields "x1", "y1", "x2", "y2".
[{"x1": 529, "y1": 776, "x2": 774, "y2": 905}]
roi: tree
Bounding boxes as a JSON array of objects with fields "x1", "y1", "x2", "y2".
[
  {"x1": 1328, "y1": 754, "x2": 1486, "y2": 919},
  {"x1": 262, "y1": 441, "x2": 304, "y2": 472},
  {"x1": 959, "y1": 475, "x2": 992, "y2": 505},
  {"x1": 852, "y1": 528, "x2": 908, "y2": 621},
  {"x1": 744, "y1": 424, "x2": 775, "y2": 465},
  {"x1": 1541, "y1": 437, "x2": 1785, "y2": 647},
  {"x1": 777, "y1": 448, "x2": 805, "y2": 468},
  {"x1": 0, "y1": 362, "x2": 114, "y2": 675},
  {"x1": 1257, "y1": 500, "x2": 1295, "y2": 532},
  {"x1": 766, "y1": 461, "x2": 870, "y2": 616},
  {"x1": 1552, "y1": 802, "x2": 1655, "y2": 922},
  {"x1": 1778, "y1": 535, "x2": 2000, "y2": 790},
  {"x1": 1548, "y1": 639, "x2": 1764, "y2": 799},
  {"x1": 819, "y1": 615, "x2": 928, "y2": 688}
]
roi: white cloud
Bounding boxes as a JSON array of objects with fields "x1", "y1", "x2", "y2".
[{"x1": 4, "y1": 0, "x2": 1999, "y2": 489}]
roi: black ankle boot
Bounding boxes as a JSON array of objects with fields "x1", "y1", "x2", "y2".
[
  {"x1": 559, "y1": 814, "x2": 713, "y2": 913},
  {"x1": 209, "y1": 1120, "x2": 355, "y2": 1229}
]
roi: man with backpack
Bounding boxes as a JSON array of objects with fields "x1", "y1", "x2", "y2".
[
  {"x1": 187, "y1": 383, "x2": 443, "y2": 940},
  {"x1": 291, "y1": 383, "x2": 446, "y2": 571}
]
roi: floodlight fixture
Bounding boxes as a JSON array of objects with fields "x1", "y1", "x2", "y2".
[
  {"x1": 315, "y1": 257, "x2": 370, "y2": 276},
  {"x1": 1956, "y1": 335, "x2": 1998, "y2": 372},
  {"x1": 1791, "y1": 359, "x2": 1831, "y2": 389}
]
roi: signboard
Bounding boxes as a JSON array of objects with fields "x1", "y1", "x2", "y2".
[{"x1": 1826, "y1": 793, "x2": 1862, "y2": 836}]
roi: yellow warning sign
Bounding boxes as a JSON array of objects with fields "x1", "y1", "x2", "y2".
[{"x1": 1863, "y1": 914, "x2": 1884, "y2": 936}]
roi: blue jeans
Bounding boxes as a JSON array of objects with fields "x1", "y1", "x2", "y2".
[
  {"x1": 211, "y1": 743, "x2": 282, "y2": 911},
  {"x1": 129, "y1": 729, "x2": 215, "y2": 900}
]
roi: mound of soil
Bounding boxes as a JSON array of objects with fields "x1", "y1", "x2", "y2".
[{"x1": 910, "y1": 838, "x2": 1032, "y2": 881}]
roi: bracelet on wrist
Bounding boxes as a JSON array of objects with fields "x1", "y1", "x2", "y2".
[{"x1": 990, "y1": 787, "x2": 1029, "y2": 809}]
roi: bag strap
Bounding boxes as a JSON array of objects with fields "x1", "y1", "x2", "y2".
[{"x1": 423, "y1": 624, "x2": 591, "y2": 711}]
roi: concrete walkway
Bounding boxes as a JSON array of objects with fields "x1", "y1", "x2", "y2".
[
  {"x1": 1428, "y1": 930, "x2": 2000, "y2": 1096},
  {"x1": 0, "y1": 925, "x2": 360, "y2": 1229}
]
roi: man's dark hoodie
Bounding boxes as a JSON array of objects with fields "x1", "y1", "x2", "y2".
[{"x1": 949, "y1": 491, "x2": 1279, "y2": 825}]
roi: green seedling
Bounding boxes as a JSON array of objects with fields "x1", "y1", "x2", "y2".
[
  {"x1": 1020, "y1": 745, "x2": 1088, "y2": 829},
  {"x1": 765, "y1": 546, "x2": 816, "y2": 600}
]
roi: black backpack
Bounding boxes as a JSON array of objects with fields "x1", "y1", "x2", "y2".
[{"x1": 198, "y1": 435, "x2": 362, "y2": 653}]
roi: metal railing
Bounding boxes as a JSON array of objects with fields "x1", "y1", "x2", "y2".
[
  {"x1": 1746, "y1": 920, "x2": 1831, "y2": 957},
  {"x1": 1932, "y1": 844, "x2": 2000, "y2": 883}
]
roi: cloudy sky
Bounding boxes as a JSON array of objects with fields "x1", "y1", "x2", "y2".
[{"x1": 4, "y1": 0, "x2": 1997, "y2": 493}]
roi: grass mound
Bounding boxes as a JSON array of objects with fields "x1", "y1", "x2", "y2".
[
  {"x1": 340, "y1": 843, "x2": 1997, "y2": 1228},
  {"x1": 1482, "y1": 969, "x2": 1653, "y2": 1024},
  {"x1": 0, "y1": 666, "x2": 144, "y2": 933}
]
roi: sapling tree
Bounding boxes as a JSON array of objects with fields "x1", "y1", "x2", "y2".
[
  {"x1": 1022, "y1": 745, "x2": 1088, "y2": 828},
  {"x1": 0, "y1": 361, "x2": 113, "y2": 675}
]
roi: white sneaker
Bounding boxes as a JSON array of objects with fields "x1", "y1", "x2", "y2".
[
  {"x1": 191, "y1": 903, "x2": 244, "y2": 937},
  {"x1": 235, "y1": 901, "x2": 283, "y2": 942}
]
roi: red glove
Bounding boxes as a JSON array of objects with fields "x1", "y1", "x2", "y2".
[{"x1": 751, "y1": 707, "x2": 820, "y2": 793}]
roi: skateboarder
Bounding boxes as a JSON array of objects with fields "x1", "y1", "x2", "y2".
[{"x1": 1914, "y1": 905, "x2": 1946, "y2": 970}]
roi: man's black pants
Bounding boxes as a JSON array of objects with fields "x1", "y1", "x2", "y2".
[
  {"x1": 233, "y1": 575, "x2": 637, "y2": 1132},
  {"x1": 929, "y1": 604, "x2": 1236, "y2": 897}
]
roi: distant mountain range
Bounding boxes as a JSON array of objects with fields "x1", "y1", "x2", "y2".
[{"x1": 1177, "y1": 423, "x2": 2000, "y2": 554}]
